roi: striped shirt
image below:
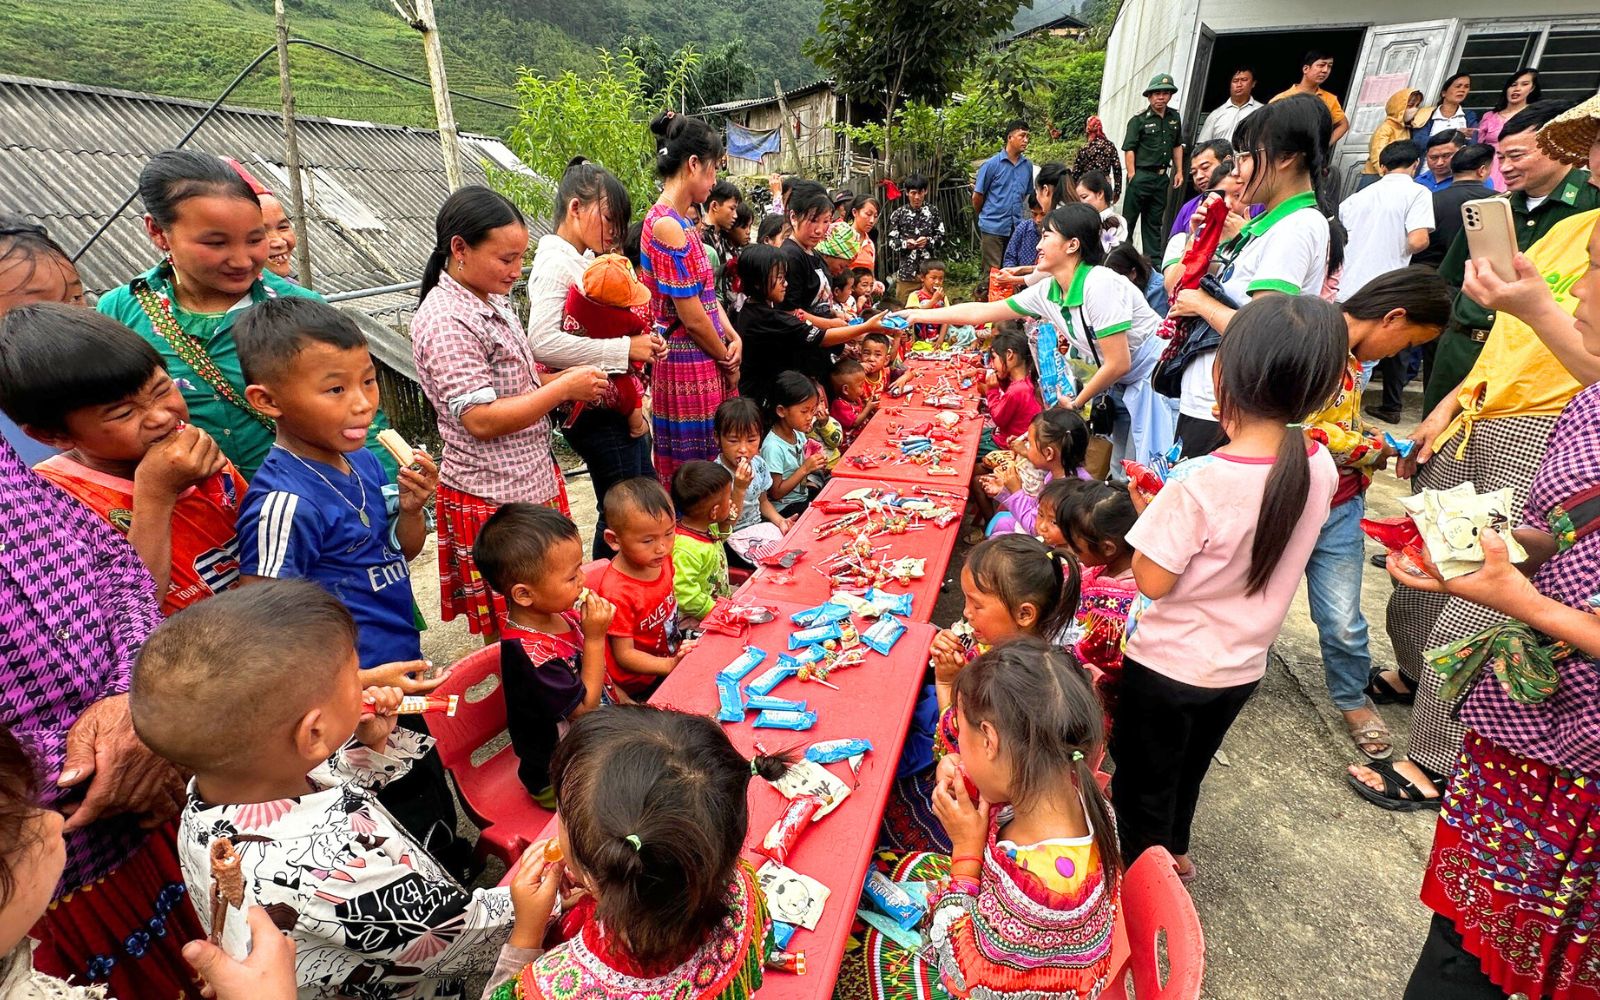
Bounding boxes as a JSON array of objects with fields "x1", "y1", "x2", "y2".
[{"x1": 237, "y1": 446, "x2": 420, "y2": 669}]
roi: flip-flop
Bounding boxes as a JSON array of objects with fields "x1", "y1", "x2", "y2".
[
  {"x1": 1345, "y1": 759, "x2": 1441, "y2": 812},
  {"x1": 1364, "y1": 669, "x2": 1415, "y2": 706},
  {"x1": 1347, "y1": 701, "x2": 1394, "y2": 760}
]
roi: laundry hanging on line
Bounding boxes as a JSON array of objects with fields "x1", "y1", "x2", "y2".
[{"x1": 727, "y1": 122, "x2": 782, "y2": 161}]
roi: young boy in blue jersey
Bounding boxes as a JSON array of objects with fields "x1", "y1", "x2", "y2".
[{"x1": 232, "y1": 297, "x2": 463, "y2": 861}]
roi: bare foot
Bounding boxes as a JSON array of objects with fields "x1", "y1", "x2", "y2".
[
  {"x1": 1348, "y1": 759, "x2": 1439, "y2": 800},
  {"x1": 1173, "y1": 853, "x2": 1196, "y2": 879}
]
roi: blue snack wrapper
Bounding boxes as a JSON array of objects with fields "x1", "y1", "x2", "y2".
[
  {"x1": 716, "y1": 675, "x2": 745, "y2": 723},
  {"x1": 753, "y1": 708, "x2": 819, "y2": 730},
  {"x1": 806, "y1": 738, "x2": 873, "y2": 764},
  {"x1": 747, "y1": 663, "x2": 800, "y2": 696},
  {"x1": 771, "y1": 921, "x2": 797, "y2": 950},
  {"x1": 861, "y1": 615, "x2": 907, "y2": 655},
  {"x1": 746, "y1": 693, "x2": 808, "y2": 713},
  {"x1": 791, "y1": 601, "x2": 853, "y2": 627},
  {"x1": 1383, "y1": 432, "x2": 1416, "y2": 458},
  {"x1": 863, "y1": 870, "x2": 925, "y2": 929},
  {"x1": 882, "y1": 313, "x2": 910, "y2": 330},
  {"x1": 778, "y1": 646, "x2": 827, "y2": 669},
  {"x1": 718, "y1": 646, "x2": 767, "y2": 682},
  {"x1": 865, "y1": 588, "x2": 913, "y2": 617},
  {"x1": 790, "y1": 623, "x2": 843, "y2": 649}
]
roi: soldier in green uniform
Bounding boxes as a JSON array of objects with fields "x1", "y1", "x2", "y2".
[
  {"x1": 1122, "y1": 73, "x2": 1185, "y2": 265},
  {"x1": 1423, "y1": 100, "x2": 1600, "y2": 412}
]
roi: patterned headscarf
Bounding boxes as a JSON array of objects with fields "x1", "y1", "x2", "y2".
[
  {"x1": 816, "y1": 221, "x2": 863, "y2": 260},
  {"x1": 1086, "y1": 115, "x2": 1107, "y2": 142}
]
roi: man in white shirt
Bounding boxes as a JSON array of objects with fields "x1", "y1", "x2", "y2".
[{"x1": 1197, "y1": 67, "x2": 1264, "y2": 144}]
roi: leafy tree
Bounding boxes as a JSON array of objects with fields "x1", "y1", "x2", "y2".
[
  {"x1": 806, "y1": 0, "x2": 1029, "y2": 166},
  {"x1": 696, "y1": 40, "x2": 754, "y2": 107}
]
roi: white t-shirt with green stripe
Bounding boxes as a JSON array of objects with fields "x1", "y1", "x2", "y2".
[
  {"x1": 1005, "y1": 263, "x2": 1160, "y2": 368},
  {"x1": 1182, "y1": 196, "x2": 1330, "y2": 420}
]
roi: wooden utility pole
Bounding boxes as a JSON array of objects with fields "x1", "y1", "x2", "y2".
[
  {"x1": 273, "y1": 0, "x2": 314, "y2": 287},
  {"x1": 773, "y1": 80, "x2": 803, "y2": 174},
  {"x1": 392, "y1": 0, "x2": 464, "y2": 191}
]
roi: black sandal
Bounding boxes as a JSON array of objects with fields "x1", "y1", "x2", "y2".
[
  {"x1": 1364, "y1": 669, "x2": 1415, "y2": 705},
  {"x1": 1345, "y1": 759, "x2": 1442, "y2": 812}
]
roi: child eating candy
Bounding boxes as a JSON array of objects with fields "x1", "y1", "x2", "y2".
[
  {"x1": 587, "y1": 477, "x2": 694, "y2": 697},
  {"x1": 475, "y1": 503, "x2": 622, "y2": 807},
  {"x1": 827, "y1": 356, "x2": 878, "y2": 445},
  {"x1": 0, "y1": 304, "x2": 244, "y2": 614},
  {"x1": 562, "y1": 253, "x2": 654, "y2": 439},
  {"x1": 858, "y1": 331, "x2": 908, "y2": 404},
  {"x1": 130, "y1": 582, "x2": 556, "y2": 999},
  {"x1": 761, "y1": 371, "x2": 828, "y2": 517},
  {"x1": 714, "y1": 397, "x2": 789, "y2": 567},
  {"x1": 670, "y1": 460, "x2": 735, "y2": 628}
]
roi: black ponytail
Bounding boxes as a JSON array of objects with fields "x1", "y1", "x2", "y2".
[
  {"x1": 649, "y1": 110, "x2": 724, "y2": 180},
  {"x1": 1233, "y1": 96, "x2": 1345, "y2": 272},
  {"x1": 990, "y1": 329, "x2": 1038, "y2": 388},
  {"x1": 1041, "y1": 202, "x2": 1106, "y2": 266},
  {"x1": 966, "y1": 534, "x2": 1081, "y2": 642},
  {"x1": 1214, "y1": 295, "x2": 1347, "y2": 594},
  {"x1": 420, "y1": 185, "x2": 525, "y2": 301},
  {"x1": 1031, "y1": 408, "x2": 1090, "y2": 472}
]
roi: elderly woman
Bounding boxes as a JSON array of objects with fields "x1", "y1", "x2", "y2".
[
  {"x1": 1383, "y1": 98, "x2": 1600, "y2": 1000},
  {"x1": 1072, "y1": 115, "x2": 1124, "y2": 201}
]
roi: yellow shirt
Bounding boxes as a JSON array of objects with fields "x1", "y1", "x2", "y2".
[
  {"x1": 1271, "y1": 86, "x2": 1347, "y2": 127},
  {"x1": 1434, "y1": 208, "x2": 1600, "y2": 457}
]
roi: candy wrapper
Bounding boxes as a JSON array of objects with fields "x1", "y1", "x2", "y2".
[
  {"x1": 715, "y1": 675, "x2": 746, "y2": 723},
  {"x1": 701, "y1": 603, "x2": 777, "y2": 636},
  {"x1": 778, "y1": 645, "x2": 827, "y2": 669},
  {"x1": 1383, "y1": 432, "x2": 1416, "y2": 459},
  {"x1": 364, "y1": 694, "x2": 460, "y2": 716},
  {"x1": 790, "y1": 602, "x2": 854, "y2": 627},
  {"x1": 757, "y1": 548, "x2": 805, "y2": 568},
  {"x1": 863, "y1": 870, "x2": 925, "y2": 930},
  {"x1": 1123, "y1": 459, "x2": 1166, "y2": 502},
  {"x1": 861, "y1": 615, "x2": 907, "y2": 655},
  {"x1": 756, "y1": 794, "x2": 824, "y2": 864},
  {"x1": 717, "y1": 646, "x2": 768, "y2": 682},
  {"x1": 771, "y1": 921, "x2": 797, "y2": 951},
  {"x1": 756, "y1": 862, "x2": 831, "y2": 931},
  {"x1": 746, "y1": 694, "x2": 808, "y2": 713},
  {"x1": 1360, "y1": 516, "x2": 1428, "y2": 575},
  {"x1": 865, "y1": 588, "x2": 914, "y2": 617},
  {"x1": 770, "y1": 759, "x2": 852, "y2": 818},
  {"x1": 1400, "y1": 481, "x2": 1530, "y2": 580},
  {"x1": 766, "y1": 950, "x2": 807, "y2": 974},
  {"x1": 754, "y1": 708, "x2": 818, "y2": 731},
  {"x1": 806, "y1": 738, "x2": 873, "y2": 764},
  {"x1": 790, "y1": 623, "x2": 843, "y2": 649},
  {"x1": 829, "y1": 591, "x2": 882, "y2": 618},
  {"x1": 747, "y1": 662, "x2": 800, "y2": 696},
  {"x1": 882, "y1": 313, "x2": 911, "y2": 330}
]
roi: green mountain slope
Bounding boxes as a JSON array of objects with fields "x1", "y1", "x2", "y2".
[{"x1": 0, "y1": 0, "x2": 822, "y2": 135}]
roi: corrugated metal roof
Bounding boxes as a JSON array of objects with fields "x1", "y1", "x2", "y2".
[
  {"x1": 0, "y1": 74, "x2": 550, "y2": 314},
  {"x1": 700, "y1": 79, "x2": 836, "y2": 116}
]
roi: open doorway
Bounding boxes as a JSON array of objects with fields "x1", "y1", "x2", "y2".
[{"x1": 1191, "y1": 28, "x2": 1367, "y2": 141}]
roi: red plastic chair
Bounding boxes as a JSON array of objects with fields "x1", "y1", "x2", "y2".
[
  {"x1": 426, "y1": 645, "x2": 552, "y2": 866},
  {"x1": 1103, "y1": 846, "x2": 1206, "y2": 999}
]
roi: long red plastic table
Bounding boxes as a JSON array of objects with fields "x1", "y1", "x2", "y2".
[
  {"x1": 835, "y1": 405, "x2": 984, "y2": 489},
  {"x1": 735, "y1": 475, "x2": 968, "y2": 621},
  {"x1": 886, "y1": 355, "x2": 987, "y2": 413},
  {"x1": 651, "y1": 599, "x2": 936, "y2": 999}
]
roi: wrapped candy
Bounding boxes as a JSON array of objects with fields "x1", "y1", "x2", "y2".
[
  {"x1": 757, "y1": 548, "x2": 805, "y2": 568},
  {"x1": 863, "y1": 870, "x2": 925, "y2": 930},
  {"x1": 1383, "y1": 432, "x2": 1416, "y2": 458},
  {"x1": 778, "y1": 645, "x2": 827, "y2": 670},
  {"x1": 701, "y1": 604, "x2": 777, "y2": 636},
  {"x1": 766, "y1": 951, "x2": 806, "y2": 974},
  {"x1": 790, "y1": 623, "x2": 843, "y2": 649},
  {"x1": 790, "y1": 602, "x2": 853, "y2": 627},
  {"x1": 753, "y1": 708, "x2": 819, "y2": 730},
  {"x1": 771, "y1": 921, "x2": 797, "y2": 950},
  {"x1": 715, "y1": 675, "x2": 746, "y2": 723},
  {"x1": 805, "y1": 738, "x2": 872, "y2": 764},
  {"x1": 756, "y1": 794, "x2": 824, "y2": 864},
  {"x1": 1123, "y1": 460, "x2": 1166, "y2": 502},
  {"x1": 1360, "y1": 516, "x2": 1429, "y2": 577},
  {"x1": 829, "y1": 592, "x2": 881, "y2": 618},
  {"x1": 717, "y1": 646, "x2": 767, "y2": 682},
  {"x1": 364, "y1": 694, "x2": 459, "y2": 717},
  {"x1": 862, "y1": 615, "x2": 907, "y2": 655},
  {"x1": 746, "y1": 694, "x2": 808, "y2": 713},
  {"x1": 747, "y1": 663, "x2": 800, "y2": 696},
  {"x1": 865, "y1": 588, "x2": 913, "y2": 617}
]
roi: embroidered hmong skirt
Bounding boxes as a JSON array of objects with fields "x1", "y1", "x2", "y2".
[
  {"x1": 651, "y1": 332, "x2": 730, "y2": 486},
  {"x1": 437, "y1": 478, "x2": 568, "y2": 635},
  {"x1": 835, "y1": 852, "x2": 953, "y2": 1000},
  {"x1": 1424, "y1": 731, "x2": 1600, "y2": 1000},
  {"x1": 31, "y1": 821, "x2": 206, "y2": 1000},
  {"x1": 1386, "y1": 415, "x2": 1557, "y2": 776}
]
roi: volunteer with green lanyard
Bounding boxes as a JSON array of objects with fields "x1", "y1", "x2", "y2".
[
  {"x1": 890, "y1": 202, "x2": 1173, "y2": 466},
  {"x1": 1122, "y1": 73, "x2": 1185, "y2": 267},
  {"x1": 97, "y1": 150, "x2": 399, "y2": 481},
  {"x1": 1168, "y1": 94, "x2": 1340, "y2": 459}
]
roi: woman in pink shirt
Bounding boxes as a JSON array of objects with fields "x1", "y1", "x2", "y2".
[{"x1": 1115, "y1": 295, "x2": 1346, "y2": 882}]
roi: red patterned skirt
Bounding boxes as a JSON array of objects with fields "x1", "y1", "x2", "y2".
[
  {"x1": 31, "y1": 822, "x2": 206, "y2": 1000},
  {"x1": 437, "y1": 476, "x2": 569, "y2": 635},
  {"x1": 1422, "y1": 731, "x2": 1600, "y2": 1000}
]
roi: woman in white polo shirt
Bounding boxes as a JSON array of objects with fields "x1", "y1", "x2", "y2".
[
  {"x1": 1168, "y1": 94, "x2": 1343, "y2": 458},
  {"x1": 894, "y1": 202, "x2": 1174, "y2": 465}
]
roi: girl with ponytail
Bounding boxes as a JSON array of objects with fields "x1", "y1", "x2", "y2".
[
  {"x1": 411, "y1": 185, "x2": 608, "y2": 639},
  {"x1": 1116, "y1": 294, "x2": 1345, "y2": 881},
  {"x1": 1165, "y1": 94, "x2": 1343, "y2": 458},
  {"x1": 848, "y1": 637, "x2": 1121, "y2": 999},
  {"x1": 484, "y1": 705, "x2": 790, "y2": 1000}
]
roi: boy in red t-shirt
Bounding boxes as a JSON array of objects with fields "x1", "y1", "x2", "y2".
[
  {"x1": 585, "y1": 477, "x2": 695, "y2": 697},
  {"x1": 474, "y1": 502, "x2": 621, "y2": 806},
  {"x1": 827, "y1": 357, "x2": 878, "y2": 446},
  {"x1": 0, "y1": 305, "x2": 244, "y2": 614}
]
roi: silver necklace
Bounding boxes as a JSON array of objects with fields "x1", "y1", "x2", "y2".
[{"x1": 279, "y1": 446, "x2": 370, "y2": 527}]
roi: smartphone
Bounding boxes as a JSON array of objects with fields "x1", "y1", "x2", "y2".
[{"x1": 1462, "y1": 197, "x2": 1518, "y2": 282}]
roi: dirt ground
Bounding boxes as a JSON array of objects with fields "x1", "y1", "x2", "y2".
[{"x1": 411, "y1": 381, "x2": 1438, "y2": 999}]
